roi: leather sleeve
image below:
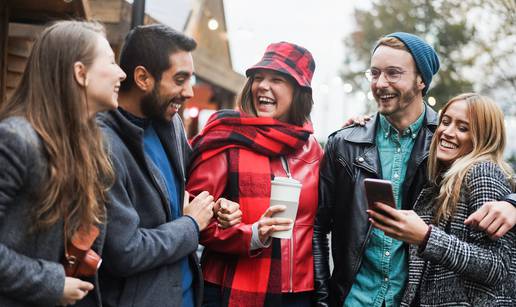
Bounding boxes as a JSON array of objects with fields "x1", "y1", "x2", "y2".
[
  {"x1": 187, "y1": 152, "x2": 253, "y2": 256},
  {"x1": 312, "y1": 136, "x2": 338, "y2": 307}
]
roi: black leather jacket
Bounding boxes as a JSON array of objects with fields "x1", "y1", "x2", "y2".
[{"x1": 313, "y1": 105, "x2": 438, "y2": 307}]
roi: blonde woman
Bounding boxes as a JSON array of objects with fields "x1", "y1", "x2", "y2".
[{"x1": 368, "y1": 93, "x2": 515, "y2": 306}]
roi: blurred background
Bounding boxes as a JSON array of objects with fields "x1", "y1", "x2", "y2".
[{"x1": 1, "y1": 0, "x2": 515, "y2": 167}]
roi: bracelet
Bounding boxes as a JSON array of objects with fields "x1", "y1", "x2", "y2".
[{"x1": 418, "y1": 225, "x2": 432, "y2": 253}]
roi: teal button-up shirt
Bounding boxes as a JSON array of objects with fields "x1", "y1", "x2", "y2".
[{"x1": 344, "y1": 110, "x2": 425, "y2": 307}]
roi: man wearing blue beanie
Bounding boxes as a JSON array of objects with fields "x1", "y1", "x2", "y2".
[{"x1": 313, "y1": 32, "x2": 516, "y2": 307}]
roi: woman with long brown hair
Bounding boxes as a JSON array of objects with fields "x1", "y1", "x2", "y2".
[{"x1": 0, "y1": 21, "x2": 125, "y2": 306}]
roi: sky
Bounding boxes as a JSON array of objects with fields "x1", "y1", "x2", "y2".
[
  {"x1": 134, "y1": 0, "x2": 370, "y2": 141},
  {"x1": 223, "y1": 0, "x2": 368, "y2": 140}
]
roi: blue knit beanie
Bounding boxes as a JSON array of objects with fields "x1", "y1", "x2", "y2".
[{"x1": 375, "y1": 32, "x2": 440, "y2": 96}]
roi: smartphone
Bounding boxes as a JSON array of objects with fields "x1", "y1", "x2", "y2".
[{"x1": 363, "y1": 178, "x2": 396, "y2": 209}]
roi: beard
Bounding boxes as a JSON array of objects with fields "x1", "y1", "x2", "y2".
[
  {"x1": 376, "y1": 79, "x2": 419, "y2": 116},
  {"x1": 141, "y1": 86, "x2": 169, "y2": 123}
]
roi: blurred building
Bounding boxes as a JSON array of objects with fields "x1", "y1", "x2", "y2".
[{"x1": 0, "y1": 0, "x2": 245, "y2": 138}]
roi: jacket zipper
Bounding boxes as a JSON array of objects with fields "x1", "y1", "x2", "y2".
[
  {"x1": 335, "y1": 156, "x2": 376, "y2": 281},
  {"x1": 280, "y1": 156, "x2": 295, "y2": 292},
  {"x1": 289, "y1": 237, "x2": 294, "y2": 292}
]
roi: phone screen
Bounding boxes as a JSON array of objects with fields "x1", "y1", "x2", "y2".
[{"x1": 363, "y1": 178, "x2": 396, "y2": 209}]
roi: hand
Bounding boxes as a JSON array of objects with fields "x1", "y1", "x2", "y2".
[
  {"x1": 183, "y1": 191, "x2": 214, "y2": 231},
  {"x1": 257, "y1": 205, "x2": 293, "y2": 244},
  {"x1": 464, "y1": 201, "x2": 516, "y2": 240},
  {"x1": 213, "y1": 198, "x2": 242, "y2": 228},
  {"x1": 342, "y1": 114, "x2": 372, "y2": 127},
  {"x1": 367, "y1": 202, "x2": 429, "y2": 245},
  {"x1": 59, "y1": 277, "x2": 93, "y2": 306}
]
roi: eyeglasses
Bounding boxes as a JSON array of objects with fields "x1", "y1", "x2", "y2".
[{"x1": 365, "y1": 68, "x2": 410, "y2": 83}]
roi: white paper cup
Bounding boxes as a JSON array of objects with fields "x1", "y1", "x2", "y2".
[{"x1": 269, "y1": 177, "x2": 302, "y2": 239}]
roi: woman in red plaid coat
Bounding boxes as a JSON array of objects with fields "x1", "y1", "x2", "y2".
[{"x1": 187, "y1": 42, "x2": 322, "y2": 307}]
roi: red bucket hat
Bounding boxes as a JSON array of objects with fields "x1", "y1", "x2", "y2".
[{"x1": 245, "y1": 42, "x2": 315, "y2": 91}]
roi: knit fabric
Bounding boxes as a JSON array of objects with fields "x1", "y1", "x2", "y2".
[
  {"x1": 402, "y1": 161, "x2": 515, "y2": 306},
  {"x1": 380, "y1": 32, "x2": 440, "y2": 96}
]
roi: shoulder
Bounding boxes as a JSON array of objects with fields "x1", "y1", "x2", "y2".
[
  {"x1": 465, "y1": 160, "x2": 511, "y2": 192},
  {"x1": 466, "y1": 161, "x2": 509, "y2": 182},
  {"x1": 291, "y1": 135, "x2": 323, "y2": 164},
  {"x1": 0, "y1": 116, "x2": 41, "y2": 157}
]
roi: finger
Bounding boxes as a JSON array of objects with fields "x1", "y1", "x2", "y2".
[
  {"x1": 491, "y1": 224, "x2": 511, "y2": 240},
  {"x1": 369, "y1": 218, "x2": 398, "y2": 239},
  {"x1": 217, "y1": 217, "x2": 241, "y2": 228},
  {"x1": 78, "y1": 281, "x2": 94, "y2": 291},
  {"x1": 465, "y1": 204, "x2": 489, "y2": 226},
  {"x1": 218, "y1": 209, "x2": 242, "y2": 221},
  {"x1": 224, "y1": 200, "x2": 240, "y2": 214},
  {"x1": 373, "y1": 202, "x2": 399, "y2": 219},
  {"x1": 485, "y1": 218, "x2": 504, "y2": 237},
  {"x1": 477, "y1": 211, "x2": 497, "y2": 231},
  {"x1": 266, "y1": 217, "x2": 293, "y2": 226},
  {"x1": 367, "y1": 209, "x2": 397, "y2": 227},
  {"x1": 263, "y1": 205, "x2": 286, "y2": 217}
]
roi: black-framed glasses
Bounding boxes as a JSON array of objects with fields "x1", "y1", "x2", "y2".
[{"x1": 365, "y1": 68, "x2": 409, "y2": 83}]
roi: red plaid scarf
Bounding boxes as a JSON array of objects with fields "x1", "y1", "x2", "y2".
[{"x1": 190, "y1": 110, "x2": 313, "y2": 307}]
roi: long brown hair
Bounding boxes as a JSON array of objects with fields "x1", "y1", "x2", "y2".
[
  {"x1": 427, "y1": 93, "x2": 513, "y2": 222},
  {"x1": 0, "y1": 21, "x2": 114, "y2": 238}
]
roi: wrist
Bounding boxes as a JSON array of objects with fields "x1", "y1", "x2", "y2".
[{"x1": 417, "y1": 225, "x2": 432, "y2": 253}]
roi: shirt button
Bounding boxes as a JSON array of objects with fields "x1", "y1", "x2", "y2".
[
  {"x1": 396, "y1": 147, "x2": 401, "y2": 153},
  {"x1": 358, "y1": 157, "x2": 364, "y2": 163},
  {"x1": 412, "y1": 133, "x2": 417, "y2": 138},
  {"x1": 393, "y1": 173, "x2": 399, "y2": 179},
  {"x1": 384, "y1": 277, "x2": 389, "y2": 282},
  {"x1": 385, "y1": 251, "x2": 390, "y2": 256}
]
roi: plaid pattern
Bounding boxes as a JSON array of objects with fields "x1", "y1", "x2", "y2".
[
  {"x1": 402, "y1": 161, "x2": 515, "y2": 306},
  {"x1": 190, "y1": 110, "x2": 313, "y2": 307},
  {"x1": 245, "y1": 42, "x2": 315, "y2": 90}
]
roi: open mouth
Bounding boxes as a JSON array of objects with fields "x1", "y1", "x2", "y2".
[
  {"x1": 378, "y1": 93, "x2": 397, "y2": 103},
  {"x1": 258, "y1": 96, "x2": 276, "y2": 105},
  {"x1": 440, "y1": 139, "x2": 458, "y2": 149}
]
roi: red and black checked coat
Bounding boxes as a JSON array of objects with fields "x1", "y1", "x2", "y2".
[{"x1": 187, "y1": 127, "x2": 322, "y2": 295}]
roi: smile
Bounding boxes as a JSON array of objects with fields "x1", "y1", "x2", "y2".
[
  {"x1": 440, "y1": 139, "x2": 458, "y2": 149},
  {"x1": 258, "y1": 96, "x2": 275, "y2": 105}
]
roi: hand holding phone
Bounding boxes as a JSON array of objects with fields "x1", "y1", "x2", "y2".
[{"x1": 363, "y1": 178, "x2": 396, "y2": 209}]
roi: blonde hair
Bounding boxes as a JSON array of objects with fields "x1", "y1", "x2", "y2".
[
  {"x1": 428, "y1": 93, "x2": 513, "y2": 222},
  {"x1": 375, "y1": 36, "x2": 409, "y2": 52}
]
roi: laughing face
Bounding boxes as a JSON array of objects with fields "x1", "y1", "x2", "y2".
[
  {"x1": 251, "y1": 69, "x2": 294, "y2": 122},
  {"x1": 435, "y1": 99, "x2": 473, "y2": 166},
  {"x1": 370, "y1": 46, "x2": 424, "y2": 119},
  {"x1": 141, "y1": 51, "x2": 194, "y2": 123}
]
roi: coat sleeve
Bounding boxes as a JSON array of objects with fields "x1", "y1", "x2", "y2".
[
  {"x1": 0, "y1": 125, "x2": 65, "y2": 305},
  {"x1": 101, "y1": 148, "x2": 199, "y2": 277},
  {"x1": 312, "y1": 136, "x2": 340, "y2": 307},
  {"x1": 420, "y1": 162, "x2": 514, "y2": 286},
  {"x1": 187, "y1": 152, "x2": 253, "y2": 256}
]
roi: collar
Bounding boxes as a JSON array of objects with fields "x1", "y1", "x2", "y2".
[
  {"x1": 378, "y1": 108, "x2": 425, "y2": 140},
  {"x1": 118, "y1": 107, "x2": 151, "y2": 129},
  {"x1": 344, "y1": 103, "x2": 437, "y2": 144}
]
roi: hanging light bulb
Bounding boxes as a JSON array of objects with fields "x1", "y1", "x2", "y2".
[{"x1": 208, "y1": 18, "x2": 219, "y2": 31}]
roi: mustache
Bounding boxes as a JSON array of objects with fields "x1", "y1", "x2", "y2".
[{"x1": 375, "y1": 89, "x2": 398, "y2": 96}]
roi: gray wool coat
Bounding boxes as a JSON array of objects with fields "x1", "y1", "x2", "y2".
[
  {"x1": 0, "y1": 116, "x2": 104, "y2": 307},
  {"x1": 402, "y1": 161, "x2": 515, "y2": 306},
  {"x1": 96, "y1": 109, "x2": 202, "y2": 307}
]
